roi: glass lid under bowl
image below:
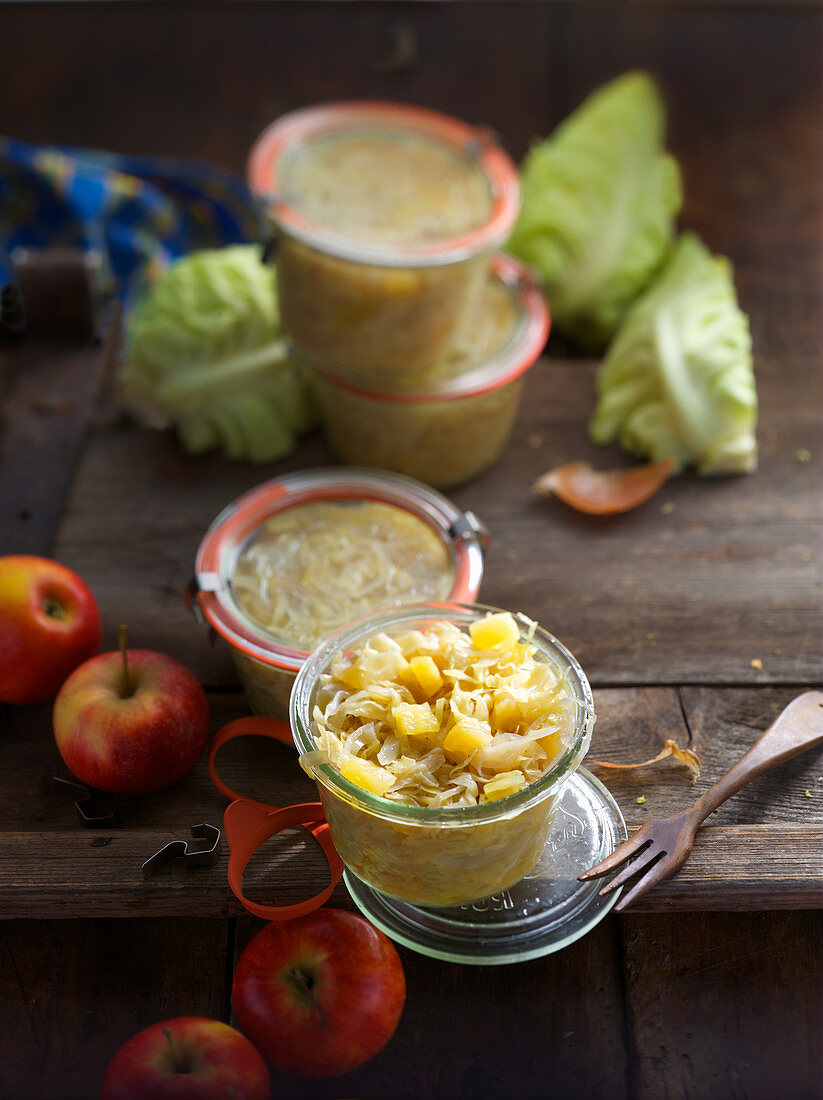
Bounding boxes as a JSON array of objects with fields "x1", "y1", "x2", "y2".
[{"x1": 345, "y1": 768, "x2": 627, "y2": 965}]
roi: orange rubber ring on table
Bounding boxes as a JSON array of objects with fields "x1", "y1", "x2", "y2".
[{"x1": 208, "y1": 717, "x2": 344, "y2": 921}]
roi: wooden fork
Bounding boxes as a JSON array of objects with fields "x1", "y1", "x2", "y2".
[{"x1": 579, "y1": 691, "x2": 823, "y2": 912}]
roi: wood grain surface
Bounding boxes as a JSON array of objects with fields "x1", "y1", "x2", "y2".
[
  {"x1": 1, "y1": 687, "x2": 820, "y2": 918},
  {"x1": 0, "y1": 2, "x2": 821, "y2": 1099},
  {"x1": 0, "y1": 918, "x2": 231, "y2": 1100}
]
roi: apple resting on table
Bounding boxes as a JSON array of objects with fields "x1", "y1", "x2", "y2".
[
  {"x1": 100, "y1": 1016, "x2": 270, "y2": 1100},
  {"x1": 53, "y1": 642, "x2": 210, "y2": 794},
  {"x1": 232, "y1": 908, "x2": 406, "y2": 1078},
  {"x1": 0, "y1": 554, "x2": 102, "y2": 704}
]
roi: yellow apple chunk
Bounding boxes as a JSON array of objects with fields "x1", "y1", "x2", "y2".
[
  {"x1": 469, "y1": 611, "x2": 520, "y2": 651},
  {"x1": 392, "y1": 702, "x2": 440, "y2": 742},
  {"x1": 339, "y1": 756, "x2": 396, "y2": 796},
  {"x1": 408, "y1": 655, "x2": 444, "y2": 697},
  {"x1": 483, "y1": 772, "x2": 526, "y2": 801},
  {"x1": 444, "y1": 717, "x2": 492, "y2": 761},
  {"x1": 492, "y1": 694, "x2": 521, "y2": 730}
]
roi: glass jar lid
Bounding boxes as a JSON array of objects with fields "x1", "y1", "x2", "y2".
[
  {"x1": 193, "y1": 469, "x2": 488, "y2": 671},
  {"x1": 345, "y1": 768, "x2": 627, "y2": 965},
  {"x1": 248, "y1": 101, "x2": 521, "y2": 267}
]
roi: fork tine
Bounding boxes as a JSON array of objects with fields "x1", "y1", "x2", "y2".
[
  {"x1": 596, "y1": 843, "x2": 663, "y2": 897},
  {"x1": 578, "y1": 828, "x2": 652, "y2": 881},
  {"x1": 613, "y1": 852, "x2": 672, "y2": 912}
]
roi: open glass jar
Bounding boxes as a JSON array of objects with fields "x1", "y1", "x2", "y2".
[
  {"x1": 291, "y1": 603, "x2": 595, "y2": 908},
  {"x1": 191, "y1": 471, "x2": 487, "y2": 718},
  {"x1": 248, "y1": 101, "x2": 520, "y2": 374},
  {"x1": 305, "y1": 254, "x2": 549, "y2": 488}
]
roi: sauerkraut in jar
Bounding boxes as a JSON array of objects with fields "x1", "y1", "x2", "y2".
[
  {"x1": 292, "y1": 604, "x2": 594, "y2": 907},
  {"x1": 307, "y1": 254, "x2": 549, "y2": 488},
  {"x1": 233, "y1": 501, "x2": 454, "y2": 651},
  {"x1": 192, "y1": 471, "x2": 487, "y2": 719},
  {"x1": 248, "y1": 102, "x2": 520, "y2": 374},
  {"x1": 278, "y1": 132, "x2": 494, "y2": 246}
]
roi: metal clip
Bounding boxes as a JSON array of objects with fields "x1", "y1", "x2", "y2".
[
  {"x1": 184, "y1": 573, "x2": 221, "y2": 625},
  {"x1": 142, "y1": 823, "x2": 222, "y2": 880},
  {"x1": 52, "y1": 777, "x2": 117, "y2": 827},
  {"x1": 450, "y1": 511, "x2": 491, "y2": 551}
]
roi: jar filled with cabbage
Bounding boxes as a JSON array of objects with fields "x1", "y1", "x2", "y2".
[
  {"x1": 306, "y1": 254, "x2": 549, "y2": 488},
  {"x1": 291, "y1": 604, "x2": 594, "y2": 907},
  {"x1": 192, "y1": 471, "x2": 487, "y2": 718},
  {"x1": 248, "y1": 102, "x2": 520, "y2": 374}
]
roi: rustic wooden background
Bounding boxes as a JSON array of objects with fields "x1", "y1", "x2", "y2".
[{"x1": 1, "y1": 3, "x2": 821, "y2": 1099}]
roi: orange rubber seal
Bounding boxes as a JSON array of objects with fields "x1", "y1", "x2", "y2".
[{"x1": 208, "y1": 717, "x2": 344, "y2": 921}]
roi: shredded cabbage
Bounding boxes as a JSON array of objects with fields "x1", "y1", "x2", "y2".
[
  {"x1": 589, "y1": 233, "x2": 757, "y2": 475},
  {"x1": 232, "y1": 502, "x2": 454, "y2": 650},
  {"x1": 508, "y1": 71, "x2": 682, "y2": 349},
  {"x1": 120, "y1": 245, "x2": 316, "y2": 462},
  {"x1": 312, "y1": 615, "x2": 579, "y2": 808}
]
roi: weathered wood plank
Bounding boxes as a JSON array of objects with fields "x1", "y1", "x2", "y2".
[
  {"x1": 0, "y1": 317, "x2": 117, "y2": 556},
  {"x1": 49, "y1": 346, "x2": 822, "y2": 688},
  {"x1": 622, "y1": 910, "x2": 823, "y2": 1100},
  {"x1": 2, "y1": 823, "x2": 819, "y2": 919},
  {"x1": 0, "y1": 917, "x2": 231, "y2": 1100},
  {"x1": 590, "y1": 687, "x2": 823, "y2": 827},
  {"x1": 0, "y1": 688, "x2": 819, "y2": 917}
]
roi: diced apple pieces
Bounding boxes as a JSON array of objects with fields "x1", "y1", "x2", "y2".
[
  {"x1": 334, "y1": 661, "x2": 368, "y2": 692},
  {"x1": 539, "y1": 730, "x2": 562, "y2": 760},
  {"x1": 392, "y1": 702, "x2": 440, "y2": 741},
  {"x1": 444, "y1": 717, "x2": 492, "y2": 761},
  {"x1": 469, "y1": 612, "x2": 520, "y2": 651},
  {"x1": 492, "y1": 693, "x2": 521, "y2": 729},
  {"x1": 336, "y1": 651, "x2": 408, "y2": 692},
  {"x1": 339, "y1": 756, "x2": 396, "y2": 797},
  {"x1": 408, "y1": 655, "x2": 444, "y2": 697},
  {"x1": 483, "y1": 772, "x2": 526, "y2": 802}
]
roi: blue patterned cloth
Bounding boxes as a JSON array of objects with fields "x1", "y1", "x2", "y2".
[{"x1": 0, "y1": 136, "x2": 265, "y2": 331}]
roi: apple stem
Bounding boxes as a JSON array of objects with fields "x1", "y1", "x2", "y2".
[
  {"x1": 118, "y1": 624, "x2": 133, "y2": 699},
  {"x1": 162, "y1": 1028, "x2": 192, "y2": 1074},
  {"x1": 288, "y1": 967, "x2": 327, "y2": 1026}
]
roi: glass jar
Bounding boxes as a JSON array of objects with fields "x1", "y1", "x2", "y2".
[
  {"x1": 191, "y1": 470, "x2": 487, "y2": 718},
  {"x1": 305, "y1": 254, "x2": 549, "y2": 488},
  {"x1": 291, "y1": 603, "x2": 595, "y2": 908},
  {"x1": 248, "y1": 101, "x2": 520, "y2": 374}
]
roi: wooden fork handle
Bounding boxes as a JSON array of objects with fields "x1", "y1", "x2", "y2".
[{"x1": 690, "y1": 691, "x2": 823, "y2": 826}]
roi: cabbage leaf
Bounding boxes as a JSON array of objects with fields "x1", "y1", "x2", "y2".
[
  {"x1": 508, "y1": 71, "x2": 682, "y2": 349},
  {"x1": 589, "y1": 233, "x2": 757, "y2": 475},
  {"x1": 120, "y1": 245, "x2": 316, "y2": 463}
]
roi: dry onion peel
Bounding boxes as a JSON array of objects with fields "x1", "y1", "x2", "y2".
[
  {"x1": 533, "y1": 456, "x2": 675, "y2": 515},
  {"x1": 590, "y1": 739, "x2": 701, "y2": 780}
]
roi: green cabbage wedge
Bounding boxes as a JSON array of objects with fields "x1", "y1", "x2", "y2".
[
  {"x1": 589, "y1": 233, "x2": 758, "y2": 476},
  {"x1": 508, "y1": 71, "x2": 682, "y2": 349},
  {"x1": 120, "y1": 245, "x2": 316, "y2": 463}
]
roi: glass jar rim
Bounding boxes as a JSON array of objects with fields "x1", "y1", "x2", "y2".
[
  {"x1": 248, "y1": 100, "x2": 521, "y2": 267},
  {"x1": 307, "y1": 253, "x2": 549, "y2": 403},
  {"x1": 291, "y1": 601, "x2": 595, "y2": 825},
  {"x1": 193, "y1": 470, "x2": 487, "y2": 672}
]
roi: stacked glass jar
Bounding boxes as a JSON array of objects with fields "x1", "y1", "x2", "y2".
[{"x1": 248, "y1": 101, "x2": 549, "y2": 489}]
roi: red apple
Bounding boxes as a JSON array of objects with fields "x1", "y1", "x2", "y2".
[
  {"x1": 53, "y1": 647, "x2": 209, "y2": 794},
  {"x1": 232, "y1": 908, "x2": 406, "y2": 1078},
  {"x1": 0, "y1": 554, "x2": 102, "y2": 704},
  {"x1": 100, "y1": 1016, "x2": 270, "y2": 1100}
]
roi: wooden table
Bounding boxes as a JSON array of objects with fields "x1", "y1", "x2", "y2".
[{"x1": 1, "y1": 3, "x2": 821, "y2": 1098}]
